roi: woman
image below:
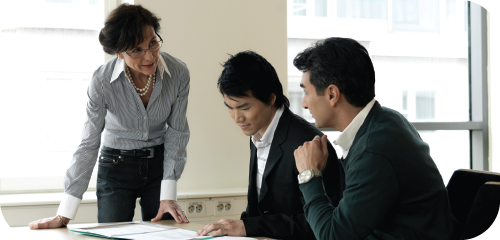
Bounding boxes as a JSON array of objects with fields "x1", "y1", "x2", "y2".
[{"x1": 29, "y1": 4, "x2": 190, "y2": 228}]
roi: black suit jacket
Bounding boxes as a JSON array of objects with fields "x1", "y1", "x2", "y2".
[{"x1": 241, "y1": 108, "x2": 343, "y2": 239}]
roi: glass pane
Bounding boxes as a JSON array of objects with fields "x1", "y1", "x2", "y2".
[
  {"x1": 288, "y1": 0, "x2": 469, "y2": 122},
  {"x1": 315, "y1": 0, "x2": 328, "y2": 17},
  {"x1": 293, "y1": 0, "x2": 307, "y2": 16},
  {"x1": 418, "y1": 130, "x2": 470, "y2": 184},
  {"x1": 337, "y1": 0, "x2": 388, "y2": 19},
  {"x1": 323, "y1": 130, "x2": 470, "y2": 185},
  {"x1": 0, "y1": 0, "x2": 105, "y2": 192}
]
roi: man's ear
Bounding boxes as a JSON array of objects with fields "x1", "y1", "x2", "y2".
[
  {"x1": 325, "y1": 84, "x2": 340, "y2": 107},
  {"x1": 269, "y1": 94, "x2": 277, "y2": 106}
]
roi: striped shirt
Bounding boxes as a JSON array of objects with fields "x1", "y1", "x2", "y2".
[{"x1": 57, "y1": 52, "x2": 190, "y2": 219}]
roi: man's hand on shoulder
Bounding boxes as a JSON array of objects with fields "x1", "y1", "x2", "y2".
[
  {"x1": 295, "y1": 135, "x2": 329, "y2": 173},
  {"x1": 196, "y1": 219, "x2": 246, "y2": 237}
]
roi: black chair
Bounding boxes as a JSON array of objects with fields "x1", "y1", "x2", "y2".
[
  {"x1": 461, "y1": 182, "x2": 500, "y2": 240},
  {"x1": 446, "y1": 169, "x2": 500, "y2": 240}
]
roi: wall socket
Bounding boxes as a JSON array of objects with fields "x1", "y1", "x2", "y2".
[
  {"x1": 213, "y1": 199, "x2": 234, "y2": 216},
  {"x1": 185, "y1": 200, "x2": 206, "y2": 218}
]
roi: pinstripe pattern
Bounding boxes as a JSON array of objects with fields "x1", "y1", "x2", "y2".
[{"x1": 63, "y1": 52, "x2": 190, "y2": 200}]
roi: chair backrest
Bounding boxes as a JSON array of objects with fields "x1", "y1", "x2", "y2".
[
  {"x1": 461, "y1": 182, "x2": 500, "y2": 239},
  {"x1": 446, "y1": 169, "x2": 500, "y2": 239}
]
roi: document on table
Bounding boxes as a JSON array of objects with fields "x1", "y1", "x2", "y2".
[{"x1": 70, "y1": 221, "x2": 214, "y2": 239}]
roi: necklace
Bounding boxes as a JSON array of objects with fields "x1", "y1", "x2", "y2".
[{"x1": 125, "y1": 66, "x2": 156, "y2": 96}]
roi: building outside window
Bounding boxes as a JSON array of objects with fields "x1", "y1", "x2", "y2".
[
  {"x1": 293, "y1": 0, "x2": 307, "y2": 16},
  {"x1": 287, "y1": 0, "x2": 484, "y2": 183}
]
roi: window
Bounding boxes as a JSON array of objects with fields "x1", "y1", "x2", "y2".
[
  {"x1": 287, "y1": 0, "x2": 488, "y2": 183},
  {"x1": 292, "y1": 0, "x2": 331, "y2": 18},
  {"x1": 337, "y1": 0, "x2": 388, "y2": 19},
  {"x1": 0, "y1": 0, "x2": 111, "y2": 194},
  {"x1": 415, "y1": 91, "x2": 435, "y2": 120},
  {"x1": 392, "y1": 0, "x2": 440, "y2": 32},
  {"x1": 293, "y1": 0, "x2": 307, "y2": 16},
  {"x1": 447, "y1": 0, "x2": 456, "y2": 19},
  {"x1": 315, "y1": 0, "x2": 328, "y2": 17},
  {"x1": 46, "y1": 0, "x2": 73, "y2": 3},
  {"x1": 402, "y1": 90, "x2": 408, "y2": 117}
]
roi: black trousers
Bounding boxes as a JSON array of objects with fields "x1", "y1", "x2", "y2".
[{"x1": 96, "y1": 146, "x2": 174, "y2": 223}]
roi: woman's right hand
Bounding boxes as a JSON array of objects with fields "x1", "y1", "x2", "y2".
[{"x1": 29, "y1": 215, "x2": 69, "y2": 229}]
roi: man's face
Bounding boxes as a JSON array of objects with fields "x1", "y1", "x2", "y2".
[
  {"x1": 224, "y1": 92, "x2": 275, "y2": 136},
  {"x1": 300, "y1": 71, "x2": 331, "y2": 128}
]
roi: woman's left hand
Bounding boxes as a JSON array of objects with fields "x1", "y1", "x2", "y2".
[{"x1": 151, "y1": 200, "x2": 189, "y2": 223}]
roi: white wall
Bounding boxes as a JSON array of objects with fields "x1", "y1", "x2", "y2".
[
  {"x1": 134, "y1": 0, "x2": 288, "y2": 191},
  {"x1": 1, "y1": 0, "x2": 287, "y2": 227}
]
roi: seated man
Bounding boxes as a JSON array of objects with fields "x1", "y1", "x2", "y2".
[
  {"x1": 293, "y1": 37, "x2": 457, "y2": 239},
  {"x1": 197, "y1": 51, "x2": 344, "y2": 239}
]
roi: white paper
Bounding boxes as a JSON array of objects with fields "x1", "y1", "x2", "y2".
[
  {"x1": 217, "y1": 237, "x2": 258, "y2": 239},
  {"x1": 121, "y1": 229, "x2": 210, "y2": 240},
  {"x1": 71, "y1": 222, "x2": 176, "y2": 237}
]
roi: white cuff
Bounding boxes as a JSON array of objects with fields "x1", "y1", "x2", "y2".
[
  {"x1": 160, "y1": 180, "x2": 177, "y2": 201},
  {"x1": 56, "y1": 194, "x2": 81, "y2": 220}
]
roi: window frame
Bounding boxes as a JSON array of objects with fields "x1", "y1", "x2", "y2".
[{"x1": 468, "y1": 1, "x2": 489, "y2": 171}]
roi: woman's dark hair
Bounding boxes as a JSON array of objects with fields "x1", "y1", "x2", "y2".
[
  {"x1": 218, "y1": 51, "x2": 290, "y2": 109},
  {"x1": 99, "y1": 4, "x2": 161, "y2": 55},
  {"x1": 293, "y1": 37, "x2": 375, "y2": 108}
]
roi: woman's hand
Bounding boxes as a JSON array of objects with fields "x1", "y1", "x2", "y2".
[
  {"x1": 151, "y1": 200, "x2": 189, "y2": 223},
  {"x1": 29, "y1": 215, "x2": 69, "y2": 229}
]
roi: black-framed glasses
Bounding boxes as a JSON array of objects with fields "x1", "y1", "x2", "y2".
[{"x1": 123, "y1": 35, "x2": 163, "y2": 59}]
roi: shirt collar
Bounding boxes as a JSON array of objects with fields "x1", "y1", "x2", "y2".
[
  {"x1": 333, "y1": 99, "x2": 376, "y2": 158},
  {"x1": 251, "y1": 107, "x2": 284, "y2": 145},
  {"x1": 110, "y1": 55, "x2": 171, "y2": 83}
]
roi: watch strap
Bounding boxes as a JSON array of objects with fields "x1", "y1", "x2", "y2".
[{"x1": 298, "y1": 169, "x2": 323, "y2": 184}]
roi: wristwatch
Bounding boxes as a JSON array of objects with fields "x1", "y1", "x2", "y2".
[{"x1": 298, "y1": 169, "x2": 323, "y2": 184}]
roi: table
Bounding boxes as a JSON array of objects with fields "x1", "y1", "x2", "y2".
[{"x1": 1, "y1": 220, "x2": 274, "y2": 239}]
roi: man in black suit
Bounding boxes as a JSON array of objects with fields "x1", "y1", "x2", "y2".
[{"x1": 197, "y1": 51, "x2": 343, "y2": 239}]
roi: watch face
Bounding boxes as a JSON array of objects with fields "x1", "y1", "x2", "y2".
[
  {"x1": 300, "y1": 169, "x2": 312, "y2": 182},
  {"x1": 304, "y1": 170, "x2": 312, "y2": 178}
]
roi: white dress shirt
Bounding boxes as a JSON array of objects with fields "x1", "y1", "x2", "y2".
[
  {"x1": 333, "y1": 99, "x2": 376, "y2": 158},
  {"x1": 251, "y1": 107, "x2": 284, "y2": 198}
]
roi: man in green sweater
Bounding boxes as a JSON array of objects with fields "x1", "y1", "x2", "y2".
[{"x1": 293, "y1": 37, "x2": 457, "y2": 240}]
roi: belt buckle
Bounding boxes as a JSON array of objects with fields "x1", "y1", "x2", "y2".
[{"x1": 142, "y1": 148, "x2": 154, "y2": 158}]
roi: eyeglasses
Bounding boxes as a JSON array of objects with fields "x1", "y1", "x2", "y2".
[{"x1": 123, "y1": 36, "x2": 163, "y2": 59}]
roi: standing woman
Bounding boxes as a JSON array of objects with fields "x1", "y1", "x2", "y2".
[{"x1": 29, "y1": 4, "x2": 190, "y2": 228}]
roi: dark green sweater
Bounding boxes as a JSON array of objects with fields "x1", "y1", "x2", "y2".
[{"x1": 299, "y1": 101, "x2": 457, "y2": 240}]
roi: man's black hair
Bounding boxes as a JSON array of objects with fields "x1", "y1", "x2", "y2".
[
  {"x1": 293, "y1": 37, "x2": 375, "y2": 107},
  {"x1": 218, "y1": 51, "x2": 290, "y2": 109}
]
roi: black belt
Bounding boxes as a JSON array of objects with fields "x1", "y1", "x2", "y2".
[{"x1": 101, "y1": 145, "x2": 163, "y2": 158}]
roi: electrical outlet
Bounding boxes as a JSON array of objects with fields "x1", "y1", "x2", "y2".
[
  {"x1": 213, "y1": 199, "x2": 234, "y2": 216},
  {"x1": 185, "y1": 201, "x2": 206, "y2": 218},
  {"x1": 217, "y1": 203, "x2": 224, "y2": 212}
]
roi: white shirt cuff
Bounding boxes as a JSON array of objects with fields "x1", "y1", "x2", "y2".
[
  {"x1": 160, "y1": 180, "x2": 177, "y2": 201},
  {"x1": 56, "y1": 194, "x2": 81, "y2": 220}
]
